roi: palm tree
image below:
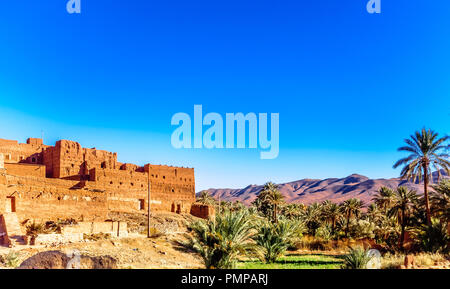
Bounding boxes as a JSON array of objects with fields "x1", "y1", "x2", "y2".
[
  {"x1": 187, "y1": 210, "x2": 255, "y2": 269},
  {"x1": 256, "y1": 182, "x2": 284, "y2": 223},
  {"x1": 388, "y1": 186, "x2": 419, "y2": 250},
  {"x1": 430, "y1": 180, "x2": 450, "y2": 222},
  {"x1": 393, "y1": 128, "x2": 449, "y2": 225},
  {"x1": 253, "y1": 219, "x2": 299, "y2": 263},
  {"x1": 341, "y1": 198, "x2": 364, "y2": 238},
  {"x1": 321, "y1": 201, "x2": 341, "y2": 235},
  {"x1": 366, "y1": 203, "x2": 383, "y2": 224},
  {"x1": 302, "y1": 203, "x2": 323, "y2": 236},
  {"x1": 372, "y1": 186, "x2": 395, "y2": 213},
  {"x1": 282, "y1": 203, "x2": 304, "y2": 219},
  {"x1": 197, "y1": 190, "x2": 216, "y2": 205}
]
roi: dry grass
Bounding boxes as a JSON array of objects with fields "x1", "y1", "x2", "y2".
[
  {"x1": 292, "y1": 236, "x2": 374, "y2": 253},
  {"x1": 381, "y1": 252, "x2": 449, "y2": 269}
]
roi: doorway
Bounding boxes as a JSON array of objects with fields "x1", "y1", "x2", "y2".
[{"x1": 6, "y1": 196, "x2": 16, "y2": 213}]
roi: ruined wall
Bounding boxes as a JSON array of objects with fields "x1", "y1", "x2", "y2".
[
  {"x1": 145, "y1": 165, "x2": 195, "y2": 213},
  {"x1": 1, "y1": 174, "x2": 108, "y2": 222},
  {"x1": 190, "y1": 203, "x2": 215, "y2": 219},
  {"x1": 0, "y1": 138, "x2": 47, "y2": 164},
  {"x1": 89, "y1": 168, "x2": 148, "y2": 213},
  {"x1": 48, "y1": 140, "x2": 118, "y2": 180},
  {"x1": 4, "y1": 163, "x2": 46, "y2": 178},
  {"x1": 0, "y1": 137, "x2": 196, "y2": 223}
]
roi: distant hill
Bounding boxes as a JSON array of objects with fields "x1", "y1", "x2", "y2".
[{"x1": 204, "y1": 171, "x2": 448, "y2": 206}]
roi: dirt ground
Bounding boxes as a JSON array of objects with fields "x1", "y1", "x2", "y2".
[{"x1": 0, "y1": 212, "x2": 204, "y2": 269}]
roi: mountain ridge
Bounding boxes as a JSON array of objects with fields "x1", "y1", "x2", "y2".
[{"x1": 204, "y1": 171, "x2": 448, "y2": 206}]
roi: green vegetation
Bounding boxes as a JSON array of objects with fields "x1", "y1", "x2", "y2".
[
  {"x1": 341, "y1": 247, "x2": 372, "y2": 269},
  {"x1": 4, "y1": 251, "x2": 21, "y2": 268},
  {"x1": 189, "y1": 128, "x2": 449, "y2": 269},
  {"x1": 238, "y1": 253, "x2": 343, "y2": 269},
  {"x1": 393, "y1": 128, "x2": 449, "y2": 225},
  {"x1": 186, "y1": 210, "x2": 255, "y2": 269},
  {"x1": 253, "y1": 219, "x2": 301, "y2": 263}
]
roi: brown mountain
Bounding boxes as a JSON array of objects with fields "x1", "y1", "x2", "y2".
[{"x1": 204, "y1": 171, "x2": 448, "y2": 206}]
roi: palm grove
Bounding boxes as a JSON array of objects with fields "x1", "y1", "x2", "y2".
[{"x1": 188, "y1": 129, "x2": 450, "y2": 269}]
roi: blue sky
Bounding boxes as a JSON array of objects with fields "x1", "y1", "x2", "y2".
[{"x1": 0, "y1": 1, "x2": 449, "y2": 190}]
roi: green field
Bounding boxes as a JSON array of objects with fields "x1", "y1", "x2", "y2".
[{"x1": 238, "y1": 253, "x2": 344, "y2": 269}]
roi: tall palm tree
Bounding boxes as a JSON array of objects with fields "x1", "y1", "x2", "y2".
[
  {"x1": 341, "y1": 198, "x2": 364, "y2": 238},
  {"x1": 372, "y1": 186, "x2": 395, "y2": 213},
  {"x1": 258, "y1": 182, "x2": 284, "y2": 223},
  {"x1": 388, "y1": 186, "x2": 419, "y2": 250},
  {"x1": 393, "y1": 128, "x2": 449, "y2": 225},
  {"x1": 302, "y1": 202, "x2": 322, "y2": 236},
  {"x1": 321, "y1": 201, "x2": 341, "y2": 234}
]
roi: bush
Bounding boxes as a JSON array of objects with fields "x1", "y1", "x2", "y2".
[
  {"x1": 83, "y1": 232, "x2": 112, "y2": 241},
  {"x1": 253, "y1": 220, "x2": 299, "y2": 263},
  {"x1": 413, "y1": 219, "x2": 449, "y2": 253},
  {"x1": 4, "y1": 251, "x2": 21, "y2": 268},
  {"x1": 26, "y1": 222, "x2": 46, "y2": 236},
  {"x1": 341, "y1": 247, "x2": 372, "y2": 269},
  {"x1": 186, "y1": 211, "x2": 255, "y2": 269}
]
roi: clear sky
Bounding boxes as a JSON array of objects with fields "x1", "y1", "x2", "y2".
[{"x1": 0, "y1": 1, "x2": 449, "y2": 190}]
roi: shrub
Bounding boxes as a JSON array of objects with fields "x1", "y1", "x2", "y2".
[
  {"x1": 26, "y1": 222, "x2": 46, "y2": 236},
  {"x1": 316, "y1": 225, "x2": 332, "y2": 241},
  {"x1": 341, "y1": 247, "x2": 372, "y2": 269},
  {"x1": 186, "y1": 211, "x2": 255, "y2": 269},
  {"x1": 4, "y1": 251, "x2": 21, "y2": 268},
  {"x1": 83, "y1": 232, "x2": 112, "y2": 241},
  {"x1": 253, "y1": 220, "x2": 298, "y2": 263},
  {"x1": 413, "y1": 218, "x2": 449, "y2": 253}
]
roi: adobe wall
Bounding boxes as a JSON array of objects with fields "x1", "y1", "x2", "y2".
[
  {"x1": 4, "y1": 163, "x2": 46, "y2": 178},
  {"x1": 89, "y1": 168, "x2": 149, "y2": 213},
  {"x1": 0, "y1": 138, "x2": 48, "y2": 164},
  {"x1": 0, "y1": 137, "x2": 196, "y2": 223},
  {"x1": 145, "y1": 164, "x2": 196, "y2": 213},
  {"x1": 1, "y1": 174, "x2": 108, "y2": 222},
  {"x1": 190, "y1": 203, "x2": 215, "y2": 219},
  {"x1": 47, "y1": 140, "x2": 118, "y2": 180}
]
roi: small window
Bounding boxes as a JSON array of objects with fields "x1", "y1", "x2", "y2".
[{"x1": 139, "y1": 199, "x2": 145, "y2": 210}]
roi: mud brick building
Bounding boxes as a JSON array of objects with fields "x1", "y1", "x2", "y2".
[{"x1": 0, "y1": 137, "x2": 196, "y2": 223}]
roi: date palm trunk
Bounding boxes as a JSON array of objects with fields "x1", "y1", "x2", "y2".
[
  {"x1": 423, "y1": 164, "x2": 432, "y2": 225},
  {"x1": 400, "y1": 209, "x2": 405, "y2": 251},
  {"x1": 273, "y1": 203, "x2": 278, "y2": 224}
]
